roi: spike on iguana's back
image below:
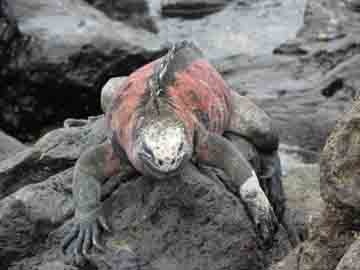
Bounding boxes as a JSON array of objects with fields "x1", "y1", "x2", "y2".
[{"x1": 149, "y1": 40, "x2": 204, "y2": 98}]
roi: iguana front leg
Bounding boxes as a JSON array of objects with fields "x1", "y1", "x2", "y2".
[
  {"x1": 196, "y1": 130, "x2": 278, "y2": 244},
  {"x1": 62, "y1": 141, "x2": 135, "y2": 261},
  {"x1": 226, "y1": 90, "x2": 286, "y2": 222}
]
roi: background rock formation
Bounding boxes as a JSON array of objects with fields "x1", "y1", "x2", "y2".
[
  {"x1": 0, "y1": 0, "x2": 165, "y2": 141},
  {"x1": 2, "y1": 0, "x2": 360, "y2": 269}
]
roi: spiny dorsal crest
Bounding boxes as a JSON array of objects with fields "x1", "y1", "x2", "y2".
[{"x1": 149, "y1": 40, "x2": 202, "y2": 98}]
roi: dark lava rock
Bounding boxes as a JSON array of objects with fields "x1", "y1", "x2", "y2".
[
  {"x1": 215, "y1": 51, "x2": 355, "y2": 154},
  {"x1": 161, "y1": 0, "x2": 229, "y2": 17},
  {"x1": 0, "y1": 116, "x2": 107, "y2": 199},
  {"x1": 0, "y1": 0, "x2": 166, "y2": 141},
  {"x1": 85, "y1": 0, "x2": 158, "y2": 33},
  {"x1": 0, "y1": 116, "x2": 293, "y2": 270}
]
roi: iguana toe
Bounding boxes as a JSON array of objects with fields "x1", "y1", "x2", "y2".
[{"x1": 256, "y1": 207, "x2": 278, "y2": 247}]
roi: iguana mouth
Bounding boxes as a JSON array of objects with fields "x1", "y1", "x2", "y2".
[{"x1": 140, "y1": 152, "x2": 189, "y2": 180}]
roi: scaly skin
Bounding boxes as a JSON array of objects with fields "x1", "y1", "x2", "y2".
[{"x1": 62, "y1": 41, "x2": 284, "y2": 262}]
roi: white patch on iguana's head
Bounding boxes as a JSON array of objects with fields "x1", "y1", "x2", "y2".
[{"x1": 138, "y1": 119, "x2": 191, "y2": 178}]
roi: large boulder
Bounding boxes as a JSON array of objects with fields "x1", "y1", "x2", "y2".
[
  {"x1": 0, "y1": 116, "x2": 107, "y2": 199},
  {"x1": 279, "y1": 147, "x2": 324, "y2": 242},
  {"x1": 270, "y1": 91, "x2": 360, "y2": 270},
  {"x1": 335, "y1": 238, "x2": 360, "y2": 270},
  {"x1": 270, "y1": 206, "x2": 359, "y2": 270},
  {"x1": 0, "y1": 0, "x2": 166, "y2": 141},
  {"x1": 320, "y1": 98, "x2": 360, "y2": 210},
  {"x1": 0, "y1": 117, "x2": 294, "y2": 270},
  {"x1": 0, "y1": 130, "x2": 27, "y2": 161}
]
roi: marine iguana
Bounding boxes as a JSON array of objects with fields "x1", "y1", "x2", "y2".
[{"x1": 62, "y1": 41, "x2": 282, "y2": 260}]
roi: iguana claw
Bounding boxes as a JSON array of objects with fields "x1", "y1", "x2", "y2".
[
  {"x1": 255, "y1": 205, "x2": 278, "y2": 247},
  {"x1": 62, "y1": 208, "x2": 111, "y2": 262}
]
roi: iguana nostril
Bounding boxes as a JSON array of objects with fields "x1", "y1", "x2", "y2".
[
  {"x1": 158, "y1": 159, "x2": 164, "y2": 166},
  {"x1": 178, "y1": 142, "x2": 184, "y2": 153}
]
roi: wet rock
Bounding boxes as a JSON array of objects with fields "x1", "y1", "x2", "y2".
[
  {"x1": 320, "y1": 98, "x2": 360, "y2": 209},
  {"x1": 161, "y1": 0, "x2": 229, "y2": 17},
  {"x1": 0, "y1": 130, "x2": 27, "y2": 161},
  {"x1": 0, "y1": 0, "x2": 166, "y2": 141},
  {"x1": 85, "y1": 0, "x2": 158, "y2": 33}
]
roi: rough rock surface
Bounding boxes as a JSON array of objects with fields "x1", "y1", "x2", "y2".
[
  {"x1": 270, "y1": 205, "x2": 360, "y2": 270},
  {"x1": 0, "y1": 130, "x2": 27, "y2": 161},
  {"x1": 264, "y1": 1, "x2": 360, "y2": 269},
  {"x1": 335, "y1": 238, "x2": 360, "y2": 270},
  {"x1": 320, "y1": 97, "x2": 360, "y2": 210},
  {"x1": 211, "y1": 0, "x2": 360, "y2": 153},
  {"x1": 0, "y1": 117, "x2": 294, "y2": 270},
  {"x1": 0, "y1": 0, "x2": 166, "y2": 141},
  {"x1": 280, "y1": 148, "x2": 323, "y2": 242},
  {"x1": 0, "y1": 117, "x2": 107, "y2": 199}
]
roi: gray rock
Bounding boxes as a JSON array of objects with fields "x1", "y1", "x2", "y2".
[
  {"x1": 346, "y1": 0, "x2": 360, "y2": 11},
  {"x1": 9, "y1": 171, "x2": 291, "y2": 270},
  {"x1": 320, "y1": 98, "x2": 360, "y2": 209},
  {"x1": 336, "y1": 238, "x2": 360, "y2": 270},
  {"x1": 161, "y1": 0, "x2": 229, "y2": 17},
  {"x1": 279, "y1": 149, "x2": 324, "y2": 242},
  {"x1": 215, "y1": 51, "x2": 354, "y2": 154},
  {"x1": 0, "y1": 168, "x2": 74, "y2": 269},
  {"x1": 0, "y1": 117, "x2": 107, "y2": 199},
  {"x1": 270, "y1": 206, "x2": 358, "y2": 270},
  {"x1": 0, "y1": 0, "x2": 166, "y2": 141},
  {"x1": 0, "y1": 130, "x2": 27, "y2": 161},
  {"x1": 85, "y1": 0, "x2": 158, "y2": 33},
  {"x1": 1, "y1": 119, "x2": 293, "y2": 270}
]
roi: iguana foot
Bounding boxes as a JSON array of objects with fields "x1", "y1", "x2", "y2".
[
  {"x1": 254, "y1": 202, "x2": 278, "y2": 247},
  {"x1": 259, "y1": 152, "x2": 286, "y2": 222},
  {"x1": 240, "y1": 171, "x2": 279, "y2": 246},
  {"x1": 62, "y1": 207, "x2": 111, "y2": 263}
]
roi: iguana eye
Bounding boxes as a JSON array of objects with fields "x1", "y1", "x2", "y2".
[
  {"x1": 143, "y1": 143, "x2": 154, "y2": 159},
  {"x1": 178, "y1": 142, "x2": 184, "y2": 153}
]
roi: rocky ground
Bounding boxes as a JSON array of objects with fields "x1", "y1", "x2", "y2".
[{"x1": 1, "y1": 0, "x2": 360, "y2": 269}]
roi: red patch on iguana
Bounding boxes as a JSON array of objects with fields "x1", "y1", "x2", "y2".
[
  {"x1": 107, "y1": 56, "x2": 232, "y2": 167},
  {"x1": 108, "y1": 60, "x2": 159, "y2": 155},
  {"x1": 168, "y1": 59, "x2": 232, "y2": 135}
]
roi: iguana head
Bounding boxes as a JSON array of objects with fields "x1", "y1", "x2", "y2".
[{"x1": 133, "y1": 116, "x2": 192, "y2": 179}]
